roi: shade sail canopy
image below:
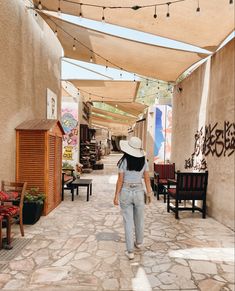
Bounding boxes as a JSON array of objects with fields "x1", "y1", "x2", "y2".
[
  {"x1": 91, "y1": 115, "x2": 130, "y2": 135},
  {"x1": 35, "y1": 0, "x2": 234, "y2": 50},
  {"x1": 68, "y1": 80, "x2": 140, "y2": 102},
  {"x1": 105, "y1": 101, "x2": 147, "y2": 117},
  {"x1": 41, "y1": 13, "x2": 207, "y2": 82},
  {"x1": 92, "y1": 107, "x2": 137, "y2": 123}
]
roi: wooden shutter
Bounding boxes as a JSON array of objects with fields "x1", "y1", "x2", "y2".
[
  {"x1": 47, "y1": 134, "x2": 56, "y2": 214},
  {"x1": 55, "y1": 136, "x2": 62, "y2": 206},
  {"x1": 17, "y1": 131, "x2": 45, "y2": 192}
]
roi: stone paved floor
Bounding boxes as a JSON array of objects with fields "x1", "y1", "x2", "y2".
[{"x1": 0, "y1": 154, "x2": 234, "y2": 290}]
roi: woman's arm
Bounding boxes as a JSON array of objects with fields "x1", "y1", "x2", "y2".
[
  {"x1": 113, "y1": 172, "x2": 124, "y2": 205},
  {"x1": 143, "y1": 171, "x2": 152, "y2": 194}
]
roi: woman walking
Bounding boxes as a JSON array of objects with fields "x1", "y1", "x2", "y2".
[{"x1": 113, "y1": 136, "x2": 153, "y2": 260}]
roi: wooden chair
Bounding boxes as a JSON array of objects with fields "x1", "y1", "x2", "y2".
[
  {"x1": 167, "y1": 171, "x2": 208, "y2": 219},
  {"x1": 154, "y1": 163, "x2": 175, "y2": 202},
  {"x1": 0, "y1": 181, "x2": 27, "y2": 248},
  {"x1": 62, "y1": 169, "x2": 76, "y2": 201}
]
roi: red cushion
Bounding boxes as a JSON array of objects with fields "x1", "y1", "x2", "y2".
[
  {"x1": 0, "y1": 191, "x2": 19, "y2": 201},
  {"x1": 0, "y1": 205, "x2": 20, "y2": 216},
  {"x1": 168, "y1": 188, "x2": 176, "y2": 197}
]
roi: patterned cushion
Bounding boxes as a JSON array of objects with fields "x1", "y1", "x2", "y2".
[
  {"x1": 0, "y1": 205, "x2": 20, "y2": 216},
  {"x1": 0, "y1": 191, "x2": 19, "y2": 201}
]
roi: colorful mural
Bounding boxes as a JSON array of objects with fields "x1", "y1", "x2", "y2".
[
  {"x1": 154, "y1": 105, "x2": 172, "y2": 163},
  {"x1": 61, "y1": 101, "x2": 78, "y2": 166}
]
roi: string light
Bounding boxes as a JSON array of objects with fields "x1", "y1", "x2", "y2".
[
  {"x1": 166, "y1": 2, "x2": 170, "y2": 17},
  {"x1": 79, "y1": 3, "x2": 83, "y2": 18},
  {"x1": 72, "y1": 38, "x2": 76, "y2": 51},
  {"x1": 58, "y1": 0, "x2": 61, "y2": 16},
  {"x1": 102, "y1": 7, "x2": 106, "y2": 23},
  {"x1": 78, "y1": 88, "x2": 172, "y2": 103},
  {"x1": 120, "y1": 68, "x2": 123, "y2": 79},
  {"x1": 153, "y1": 5, "x2": 157, "y2": 19},
  {"x1": 196, "y1": 0, "x2": 200, "y2": 12},
  {"x1": 133, "y1": 73, "x2": 136, "y2": 82},
  {"x1": 45, "y1": 0, "x2": 232, "y2": 22},
  {"x1": 38, "y1": 1, "x2": 42, "y2": 10},
  {"x1": 38, "y1": 0, "x2": 232, "y2": 20}
]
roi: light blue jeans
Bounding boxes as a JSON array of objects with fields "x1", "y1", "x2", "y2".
[{"x1": 119, "y1": 184, "x2": 145, "y2": 253}]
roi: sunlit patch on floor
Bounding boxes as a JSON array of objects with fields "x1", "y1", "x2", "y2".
[
  {"x1": 169, "y1": 247, "x2": 234, "y2": 262},
  {"x1": 132, "y1": 267, "x2": 152, "y2": 291}
]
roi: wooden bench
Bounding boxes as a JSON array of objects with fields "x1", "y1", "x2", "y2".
[
  {"x1": 154, "y1": 163, "x2": 175, "y2": 202},
  {"x1": 167, "y1": 171, "x2": 208, "y2": 219}
]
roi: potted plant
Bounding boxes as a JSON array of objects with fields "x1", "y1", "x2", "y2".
[{"x1": 23, "y1": 187, "x2": 45, "y2": 224}]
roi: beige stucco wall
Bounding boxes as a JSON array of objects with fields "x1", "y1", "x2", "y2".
[
  {"x1": 0, "y1": 1, "x2": 62, "y2": 181},
  {"x1": 171, "y1": 39, "x2": 235, "y2": 230}
]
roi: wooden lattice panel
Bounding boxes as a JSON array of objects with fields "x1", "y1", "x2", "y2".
[
  {"x1": 16, "y1": 131, "x2": 45, "y2": 192},
  {"x1": 55, "y1": 136, "x2": 62, "y2": 206},
  {"x1": 46, "y1": 134, "x2": 56, "y2": 215}
]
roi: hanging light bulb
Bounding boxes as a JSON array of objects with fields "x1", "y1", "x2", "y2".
[
  {"x1": 54, "y1": 28, "x2": 58, "y2": 36},
  {"x1": 133, "y1": 73, "x2": 136, "y2": 82},
  {"x1": 58, "y1": 0, "x2": 61, "y2": 16},
  {"x1": 166, "y1": 3, "x2": 170, "y2": 17},
  {"x1": 79, "y1": 3, "x2": 83, "y2": 19},
  {"x1": 153, "y1": 5, "x2": 157, "y2": 19},
  {"x1": 115, "y1": 104, "x2": 118, "y2": 108},
  {"x1": 196, "y1": 0, "x2": 200, "y2": 12},
  {"x1": 229, "y1": 0, "x2": 233, "y2": 4},
  {"x1": 120, "y1": 68, "x2": 123, "y2": 79},
  {"x1": 146, "y1": 79, "x2": 149, "y2": 86},
  {"x1": 102, "y1": 7, "x2": 106, "y2": 23},
  {"x1": 72, "y1": 38, "x2": 76, "y2": 51},
  {"x1": 90, "y1": 55, "x2": 93, "y2": 63},
  {"x1": 105, "y1": 60, "x2": 108, "y2": 70},
  {"x1": 38, "y1": 1, "x2": 42, "y2": 10}
]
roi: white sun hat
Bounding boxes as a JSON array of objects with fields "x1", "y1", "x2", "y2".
[{"x1": 119, "y1": 136, "x2": 145, "y2": 157}]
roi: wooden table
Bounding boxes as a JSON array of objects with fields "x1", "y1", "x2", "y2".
[{"x1": 71, "y1": 179, "x2": 93, "y2": 201}]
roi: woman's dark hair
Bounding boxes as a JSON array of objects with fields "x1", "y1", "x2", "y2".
[{"x1": 117, "y1": 153, "x2": 145, "y2": 172}]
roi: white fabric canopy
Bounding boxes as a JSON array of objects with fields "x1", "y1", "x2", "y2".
[
  {"x1": 35, "y1": 0, "x2": 234, "y2": 49},
  {"x1": 92, "y1": 107, "x2": 137, "y2": 123},
  {"x1": 68, "y1": 80, "x2": 140, "y2": 102},
  {"x1": 41, "y1": 13, "x2": 207, "y2": 82}
]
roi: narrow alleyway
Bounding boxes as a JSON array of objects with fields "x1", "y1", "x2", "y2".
[{"x1": 0, "y1": 154, "x2": 234, "y2": 290}]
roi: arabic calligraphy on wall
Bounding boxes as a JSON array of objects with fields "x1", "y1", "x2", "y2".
[{"x1": 185, "y1": 121, "x2": 235, "y2": 170}]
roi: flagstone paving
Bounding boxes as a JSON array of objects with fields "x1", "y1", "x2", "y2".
[{"x1": 0, "y1": 154, "x2": 234, "y2": 290}]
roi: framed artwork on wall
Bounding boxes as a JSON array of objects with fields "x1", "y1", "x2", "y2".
[{"x1": 47, "y1": 88, "x2": 57, "y2": 119}]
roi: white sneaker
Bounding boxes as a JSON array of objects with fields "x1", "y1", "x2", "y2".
[
  {"x1": 134, "y1": 242, "x2": 142, "y2": 249},
  {"x1": 125, "y1": 251, "x2": 134, "y2": 260}
]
